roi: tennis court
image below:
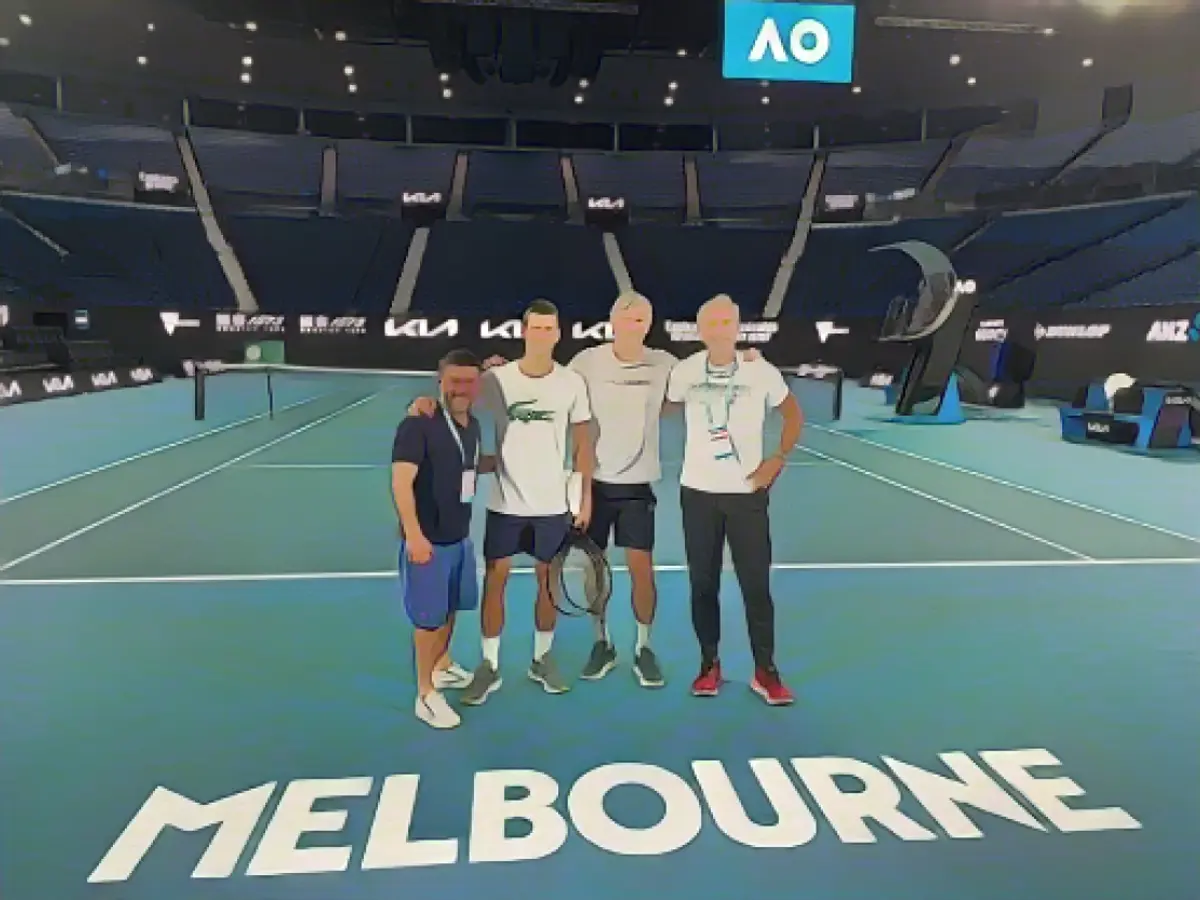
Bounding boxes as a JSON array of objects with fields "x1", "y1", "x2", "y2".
[{"x1": 2, "y1": 369, "x2": 1198, "y2": 900}]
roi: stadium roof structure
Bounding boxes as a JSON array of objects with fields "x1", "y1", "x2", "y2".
[{"x1": 0, "y1": 0, "x2": 1197, "y2": 129}]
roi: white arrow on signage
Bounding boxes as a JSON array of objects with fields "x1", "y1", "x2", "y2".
[
  {"x1": 815, "y1": 321, "x2": 850, "y2": 344},
  {"x1": 160, "y1": 312, "x2": 201, "y2": 336}
]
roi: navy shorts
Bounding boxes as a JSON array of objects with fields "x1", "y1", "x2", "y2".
[
  {"x1": 587, "y1": 481, "x2": 656, "y2": 552},
  {"x1": 398, "y1": 538, "x2": 478, "y2": 630},
  {"x1": 484, "y1": 511, "x2": 570, "y2": 563}
]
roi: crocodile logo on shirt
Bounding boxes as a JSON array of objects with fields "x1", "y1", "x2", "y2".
[{"x1": 506, "y1": 399, "x2": 555, "y2": 423}]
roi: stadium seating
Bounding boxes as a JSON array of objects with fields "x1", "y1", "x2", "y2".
[
  {"x1": 694, "y1": 152, "x2": 811, "y2": 224},
  {"x1": 411, "y1": 220, "x2": 614, "y2": 315},
  {"x1": 222, "y1": 214, "x2": 414, "y2": 313},
  {"x1": 463, "y1": 150, "x2": 565, "y2": 218},
  {"x1": 987, "y1": 196, "x2": 1200, "y2": 308},
  {"x1": 937, "y1": 128, "x2": 1097, "y2": 201},
  {"x1": 1081, "y1": 251, "x2": 1200, "y2": 307},
  {"x1": 1061, "y1": 111, "x2": 1200, "y2": 182},
  {"x1": 0, "y1": 105, "x2": 53, "y2": 185},
  {"x1": 1, "y1": 195, "x2": 234, "y2": 308},
  {"x1": 822, "y1": 141, "x2": 947, "y2": 199},
  {"x1": 190, "y1": 128, "x2": 325, "y2": 202},
  {"x1": 30, "y1": 112, "x2": 184, "y2": 180},
  {"x1": 786, "y1": 218, "x2": 982, "y2": 317},
  {"x1": 617, "y1": 226, "x2": 791, "y2": 318},
  {"x1": 3, "y1": 103, "x2": 1200, "y2": 317},
  {"x1": 953, "y1": 197, "x2": 1177, "y2": 290},
  {"x1": 573, "y1": 152, "x2": 687, "y2": 221},
  {"x1": 336, "y1": 142, "x2": 456, "y2": 211}
]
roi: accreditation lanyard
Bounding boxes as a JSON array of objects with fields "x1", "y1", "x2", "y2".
[
  {"x1": 442, "y1": 402, "x2": 478, "y2": 503},
  {"x1": 703, "y1": 358, "x2": 738, "y2": 462}
]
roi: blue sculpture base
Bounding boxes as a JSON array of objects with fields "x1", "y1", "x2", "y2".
[{"x1": 882, "y1": 375, "x2": 966, "y2": 426}]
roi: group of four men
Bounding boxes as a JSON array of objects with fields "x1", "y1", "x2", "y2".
[{"x1": 390, "y1": 292, "x2": 804, "y2": 729}]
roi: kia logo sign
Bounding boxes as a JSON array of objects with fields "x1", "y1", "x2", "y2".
[
  {"x1": 402, "y1": 192, "x2": 443, "y2": 206},
  {"x1": 0, "y1": 380, "x2": 20, "y2": 401},
  {"x1": 91, "y1": 371, "x2": 119, "y2": 388},
  {"x1": 384, "y1": 318, "x2": 459, "y2": 339},
  {"x1": 129, "y1": 368, "x2": 154, "y2": 383},
  {"x1": 587, "y1": 197, "x2": 625, "y2": 210},
  {"x1": 1086, "y1": 421, "x2": 1111, "y2": 435},
  {"x1": 722, "y1": 1, "x2": 856, "y2": 83}
]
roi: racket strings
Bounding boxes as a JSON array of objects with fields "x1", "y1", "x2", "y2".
[{"x1": 550, "y1": 534, "x2": 612, "y2": 618}]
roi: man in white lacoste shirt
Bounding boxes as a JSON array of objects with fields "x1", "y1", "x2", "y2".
[
  {"x1": 460, "y1": 299, "x2": 595, "y2": 705},
  {"x1": 666, "y1": 294, "x2": 803, "y2": 707}
]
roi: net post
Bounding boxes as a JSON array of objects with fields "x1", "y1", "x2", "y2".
[
  {"x1": 266, "y1": 369, "x2": 275, "y2": 419},
  {"x1": 194, "y1": 366, "x2": 206, "y2": 421},
  {"x1": 832, "y1": 368, "x2": 844, "y2": 421}
]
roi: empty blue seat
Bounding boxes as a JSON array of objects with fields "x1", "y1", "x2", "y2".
[
  {"x1": 31, "y1": 112, "x2": 183, "y2": 179},
  {"x1": 191, "y1": 128, "x2": 324, "y2": 199},
  {"x1": 412, "y1": 221, "x2": 613, "y2": 316},
  {"x1": 0, "y1": 105, "x2": 53, "y2": 183},
  {"x1": 938, "y1": 128, "x2": 1096, "y2": 200},
  {"x1": 954, "y1": 198, "x2": 1176, "y2": 288},
  {"x1": 463, "y1": 150, "x2": 565, "y2": 217},
  {"x1": 337, "y1": 141, "x2": 455, "y2": 202},
  {"x1": 1, "y1": 195, "x2": 232, "y2": 308},
  {"x1": 823, "y1": 141, "x2": 947, "y2": 199},
  {"x1": 1061, "y1": 111, "x2": 1200, "y2": 182},
  {"x1": 572, "y1": 152, "x2": 686, "y2": 215},
  {"x1": 1082, "y1": 252, "x2": 1200, "y2": 307},
  {"x1": 695, "y1": 152, "x2": 810, "y2": 222},
  {"x1": 222, "y1": 214, "x2": 414, "y2": 313},
  {"x1": 989, "y1": 197, "x2": 1200, "y2": 307},
  {"x1": 617, "y1": 226, "x2": 791, "y2": 318}
]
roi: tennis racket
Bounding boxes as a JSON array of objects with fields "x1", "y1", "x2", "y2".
[{"x1": 549, "y1": 530, "x2": 612, "y2": 619}]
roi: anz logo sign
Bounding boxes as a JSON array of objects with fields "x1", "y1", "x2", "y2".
[{"x1": 722, "y1": 1, "x2": 856, "y2": 84}]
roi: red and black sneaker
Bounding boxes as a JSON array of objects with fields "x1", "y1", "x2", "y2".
[
  {"x1": 751, "y1": 667, "x2": 794, "y2": 706},
  {"x1": 691, "y1": 661, "x2": 723, "y2": 697}
]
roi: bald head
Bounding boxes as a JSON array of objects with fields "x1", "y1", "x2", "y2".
[{"x1": 697, "y1": 294, "x2": 741, "y2": 353}]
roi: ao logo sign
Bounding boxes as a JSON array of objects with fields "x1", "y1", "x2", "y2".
[{"x1": 722, "y1": 0, "x2": 856, "y2": 84}]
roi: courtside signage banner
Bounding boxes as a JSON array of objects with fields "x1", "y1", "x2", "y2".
[
  {"x1": 722, "y1": 0, "x2": 857, "y2": 84},
  {"x1": 0, "y1": 366, "x2": 160, "y2": 407}
]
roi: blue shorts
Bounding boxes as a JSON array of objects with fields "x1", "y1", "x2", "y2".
[
  {"x1": 484, "y1": 511, "x2": 570, "y2": 563},
  {"x1": 398, "y1": 538, "x2": 479, "y2": 630}
]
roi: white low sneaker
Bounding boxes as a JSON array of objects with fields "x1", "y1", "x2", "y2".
[
  {"x1": 434, "y1": 662, "x2": 473, "y2": 691},
  {"x1": 416, "y1": 691, "x2": 461, "y2": 730}
]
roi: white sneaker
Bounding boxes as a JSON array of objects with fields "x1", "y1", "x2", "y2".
[
  {"x1": 415, "y1": 691, "x2": 461, "y2": 730},
  {"x1": 434, "y1": 662, "x2": 473, "y2": 691}
]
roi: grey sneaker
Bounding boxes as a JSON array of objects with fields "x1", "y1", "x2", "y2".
[
  {"x1": 528, "y1": 653, "x2": 570, "y2": 694},
  {"x1": 461, "y1": 662, "x2": 503, "y2": 706},
  {"x1": 581, "y1": 641, "x2": 618, "y2": 681},
  {"x1": 633, "y1": 647, "x2": 665, "y2": 688}
]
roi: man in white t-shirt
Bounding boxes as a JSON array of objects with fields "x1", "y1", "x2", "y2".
[
  {"x1": 569, "y1": 292, "x2": 676, "y2": 688},
  {"x1": 459, "y1": 300, "x2": 594, "y2": 704},
  {"x1": 666, "y1": 295, "x2": 803, "y2": 707},
  {"x1": 454, "y1": 292, "x2": 764, "y2": 689}
]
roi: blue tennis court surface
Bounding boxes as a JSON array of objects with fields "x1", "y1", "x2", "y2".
[{"x1": 1, "y1": 373, "x2": 1198, "y2": 900}]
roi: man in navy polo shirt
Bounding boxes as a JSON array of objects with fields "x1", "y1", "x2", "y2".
[{"x1": 391, "y1": 349, "x2": 495, "y2": 730}]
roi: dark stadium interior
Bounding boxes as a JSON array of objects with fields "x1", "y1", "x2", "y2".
[{"x1": 1, "y1": 1, "x2": 1198, "y2": 899}]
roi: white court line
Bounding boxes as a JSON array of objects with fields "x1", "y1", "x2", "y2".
[
  {"x1": 0, "y1": 394, "x2": 326, "y2": 507},
  {"x1": 241, "y1": 463, "x2": 385, "y2": 470},
  {"x1": 0, "y1": 392, "x2": 384, "y2": 574},
  {"x1": 239, "y1": 461, "x2": 831, "y2": 471},
  {"x1": 798, "y1": 446, "x2": 1092, "y2": 560},
  {"x1": 811, "y1": 424, "x2": 1200, "y2": 547},
  {"x1": 3, "y1": 556, "x2": 1199, "y2": 587}
]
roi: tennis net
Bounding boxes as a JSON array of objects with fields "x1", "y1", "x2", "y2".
[{"x1": 194, "y1": 361, "x2": 843, "y2": 424}]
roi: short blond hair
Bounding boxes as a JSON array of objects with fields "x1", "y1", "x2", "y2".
[{"x1": 610, "y1": 291, "x2": 652, "y2": 316}]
